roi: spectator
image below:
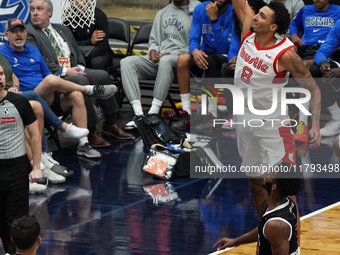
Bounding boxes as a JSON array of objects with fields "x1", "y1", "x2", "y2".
[
  {"x1": 0, "y1": 64, "x2": 41, "y2": 254},
  {"x1": 0, "y1": 50, "x2": 70, "y2": 184},
  {"x1": 313, "y1": 19, "x2": 340, "y2": 136},
  {"x1": 120, "y1": 0, "x2": 200, "y2": 125},
  {"x1": 290, "y1": 0, "x2": 340, "y2": 67},
  {"x1": 0, "y1": 18, "x2": 117, "y2": 159},
  {"x1": 26, "y1": 0, "x2": 134, "y2": 148},
  {"x1": 214, "y1": 167, "x2": 301, "y2": 255},
  {"x1": 10, "y1": 215, "x2": 41, "y2": 255},
  {"x1": 65, "y1": 6, "x2": 114, "y2": 70},
  {"x1": 172, "y1": 0, "x2": 233, "y2": 132}
]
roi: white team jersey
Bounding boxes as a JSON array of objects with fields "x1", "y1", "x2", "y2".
[{"x1": 234, "y1": 32, "x2": 296, "y2": 116}]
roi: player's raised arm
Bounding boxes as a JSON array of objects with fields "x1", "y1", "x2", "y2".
[{"x1": 231, "y1": 0, "x2": 255, "y2": 39}]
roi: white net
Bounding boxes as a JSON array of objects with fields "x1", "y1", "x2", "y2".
[{"x1": 60, "y1": 0, "x2": 96, "y2": 29}]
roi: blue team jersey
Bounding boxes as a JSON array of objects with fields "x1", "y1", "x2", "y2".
[
  {"x1": 314, "y1": 19, "x2": 340, "y2": 65},
  {"x1": 227, "y1": 21, "x2": 241, "y2": 62},
  {"x1": 0, "y1": 43, "x2": 52, "y2": 91},
  {"x1": 290, "y1": 4, "x2": 340, "y2": 46},
  {"x1": 189, "y1": 1, "x2": 233, "y2": 54}
]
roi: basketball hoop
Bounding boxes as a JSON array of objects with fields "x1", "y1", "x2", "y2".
[{"x1": 60, "y1": 0, "x2": 96, "y2": 29}]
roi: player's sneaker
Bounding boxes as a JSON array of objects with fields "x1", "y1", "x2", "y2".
[
  {"x1": 296, "y1": 142, "x2": 309, "y2": 158},
  {"x1": 172, "y1": 111, "x2": 190, "y2": 131},
  {"x1": 320, "y1": 119, "x2": 340, "y2": 136},
  {"x1": 294, "y1": 121, "x2": 309, "y2": 142}
]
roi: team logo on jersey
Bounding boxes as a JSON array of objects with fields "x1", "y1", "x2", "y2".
[
  {"x1": 0, "y1": 0, "x2": 30, "y2": 42},
  {"x1": 240, "y1": 47, "x2": 269, "y2": 73},
  {"x1": 202, "y1": 24, "x2": 213, "y2": 34},
  {"x1": 30, "y1": 58, "x2": 34, "y2": 63},
  {"x1": 1, "y1": 108, "x2": 15, "y2": 123},
  {"x1": 265, "y1": 54, "x2": 273, "y2": 60}
]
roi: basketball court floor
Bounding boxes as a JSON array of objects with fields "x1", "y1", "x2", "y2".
[{"x1": 1, "y1": 110, "x2": 340, "y2": 255}]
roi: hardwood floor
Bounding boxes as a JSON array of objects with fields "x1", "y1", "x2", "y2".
[{"x1": 1, "y1": 123, "x2": 339, "y2": 255}]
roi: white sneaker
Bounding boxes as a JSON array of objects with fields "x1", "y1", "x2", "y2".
[
  {"x1": 320, "y1": 119, "x2": 340, "y2": 136},
  {"x1": 61, "y1": 123, "x2": 89, "y2": 139},
  {"x1": 43, "y1": 152, "x2": 59, "y2": 165},
  {"x1": 124, "y1": 120, "x2": 136, "y2": 130},
  {"x1": 41, "y1": 165, "x2": 66, "y2": 184},
  {"x1": 29, "y1": 182, "x2": 47, "y2": 194}
]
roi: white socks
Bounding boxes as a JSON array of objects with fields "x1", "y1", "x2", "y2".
[
  {"x1": 131, "y1": 100, "x2": 144, "y2": 116},
  {"x1": 328, "y1": 102, "x2": 340, "y2": 122},
  {"x1": 180, "y1": 93, "x2": 191, "y2": 115},
  {"x1": 79, "y1": 137, "x2": 89, "y2": 146},
  {"x1": 84, "y1": 85, "x2": 94, "y2": 95},
  {"x1": 208, "y1": 97, "x2": 218, "y2": 117},
  {"x1": 148, "y1": 98, "x2": 163, "y2": 115},
  {"x1": 299, "y1": 101, "x2": 310, "y2": 124}
]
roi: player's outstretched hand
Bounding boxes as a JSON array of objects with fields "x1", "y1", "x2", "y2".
[{"x1": 213, "y1": 238, "x2": 236, "y2": 251}]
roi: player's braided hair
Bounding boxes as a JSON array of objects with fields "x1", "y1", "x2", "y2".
[{"x1": 267, "y1": 0, "x2": 291, "y2": 35}]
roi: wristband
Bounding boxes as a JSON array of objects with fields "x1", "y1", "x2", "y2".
[{"x1": 211, "y1": 19, "x2": 218, "y2": 24}]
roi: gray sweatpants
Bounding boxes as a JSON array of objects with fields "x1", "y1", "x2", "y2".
[{"x1": 120, "y1": 54, "x2": 178, "y2": 102}]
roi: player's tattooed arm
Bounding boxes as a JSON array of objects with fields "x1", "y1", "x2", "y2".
[{"x1": 280, "y1": 50, "x2": 321, "y2": 148}]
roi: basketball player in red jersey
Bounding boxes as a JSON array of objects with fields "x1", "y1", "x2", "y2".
[{"x1": 230, "y1": 0, "x2": 322, "y2": 247}]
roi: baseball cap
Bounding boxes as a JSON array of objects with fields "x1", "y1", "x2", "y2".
[{"x1": 5, "y1": 18, "x2": 26, "y2": 32}]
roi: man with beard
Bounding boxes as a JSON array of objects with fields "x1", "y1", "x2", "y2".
[
  {"x1": 26, "y1": 0, "x2": 135, "y2": 148},
  {"x1": 171, "y1": 0, "x2": 233, "y2": 132},
  {"x1": 214, "y1": 165, "x2": 301, "y2": 255}
]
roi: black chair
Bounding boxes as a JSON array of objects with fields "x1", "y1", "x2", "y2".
[
  {"x1": 106, "y1": 17, "x2": 131, "y2": 108},
  {"x1": 129, "y1": 23, "x2": 181, "y2": 116},
  {"x1": 128, "y1": 23, "x2": 152, "y2": 56}
]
